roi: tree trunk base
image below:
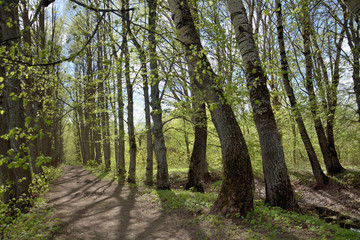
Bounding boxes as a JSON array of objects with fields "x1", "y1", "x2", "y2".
[{"x1": 185, "y1": 183, "x2": 204, "y2": 193}]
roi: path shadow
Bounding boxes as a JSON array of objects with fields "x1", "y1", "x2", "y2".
[{"x1": 47, "y1": 166, "x2": 246, "y2": 239}]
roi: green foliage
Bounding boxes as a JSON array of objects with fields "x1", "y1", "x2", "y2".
[
  {"x1": 138, "y1": 182, "x2": 360, "y2": 240},
  {"x1": 0, "y1": 201, "x2": 60, "y2": 240},
  {"x1": 0, "y1": 166, "x2": 62, "y2": 239},
  {"x1": 331, "y1": 169, "x2": 360, "y2": 189},
  {"x1": 139, "y1": 187, "x2": 217, "y2": 213},
  {"x1": 241, "y1": 200, "x2": 360, "y2": 240}
]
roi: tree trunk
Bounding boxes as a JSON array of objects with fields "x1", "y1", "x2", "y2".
[
  {"x1": 302, "y1": 1, "x2": 344, "y2": 176},
  {"x1": 1, "y1": 1, "x2": 32, "y2": 209},
  {"x1": 326, "y1": 32, "x2": 345, "y2": 175},
  {"x1": 185, "y1": 83, "x2": 207, "y2": 192},
  {"x1": 121, "y1": 0, "x2": 136, "y2": 183},
  {"x1": 275, "y1": 0, "x2": 328, "y2": 188},
  {"x1": 149, "y1": 0, "x2": 170, "y2": 190},
  {"x1": 341, "y1": 2, "x2": 360, "y2": 120},
  {"x1": 311, "y1": 25, "x2": 345, "y2": 176},
  {"x1": 128, "y1": 26, "x2": 154, "y2": 186},
  {"x1": 0, "y1": 52, "x2": 16, "y2": 204},
  {"x1": 168, "y1": 0, "x2": 254, "y2": 217},
  {"x1": 115, "y1": 52, "x2": 126, "y2": 179},
  {"x1": 144, "y1": 68, "x2": 154, "y2": 186},
  {"x1": 183, "y1": 119, "x2": 191, "y2": 163},
  {"x1": 21, "y1": 0, "x2": 43, "y2": 174},
  {"x1": 228, "y1": 0, "x2": 298, "y2": 211},
  {"x1": 103, "y1": 87, "x2": 112, "y2": 171}
]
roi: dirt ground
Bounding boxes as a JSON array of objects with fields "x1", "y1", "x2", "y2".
[
  {"x1": 45, "y1": 166, "x2": 209, "y2": 240},
  {"x1": 45, "y1": 165, "x2": 360, "y2": 239}
]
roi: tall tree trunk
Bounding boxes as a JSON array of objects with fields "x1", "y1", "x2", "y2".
[
  {"x1": 311, "y1": 25, "x2": 345, "y2": 175},
  {"x1": 185, "y1": 83, "x2": 207, "y2": 192},
  {"x1": 21, "y1": 0, "x2": 42, "y2": 174},
  {"x1": 275, "y1": 0, "x2": 328, "y2": 188},
  {"x1": 94, "y1": 108, "x2": 103, "y2": 165},
  {"x1": 302, "y1": 1, "x2": 344, "y2": 176},
  {"x1": 149, "y1": 0, "x2": 170, "y2": 190},
  {"x1": 169, "y1": 0, "x2": 254, "y2": 217},
  {"x1": 103, "y1": 31, "x2": 112, "y2": 172},
  {"x1": 227, "y1": 0, "x2": 298, "y2": 210},
  {"x1": 128, "y1": 27, "x2": 154, "y2": 186},
  {"x1": 183, "y1": 119, "x2": 191, "y2": 163},
  {"x1": 0, "y1": 48, "x2": 16, "y2": 205},
  {"x1": 1, "y1": 1, "x2": 32, "y2": 209},
  {"x1": 343, "y1": 1, "x2": 360, "y2": 122},
  {"x1": 110, "y1": 75, "x2": 120, "y2": 170},
  {"x1": 98, "y1": 42, "x2": 111, "y2": 171},
  {"x1": 143, "y1": 66, "x2": 154, "y2": 186},
  {"x1": 78, "y1": 85, "x2": 88, "y2": 165},
  {"x1": 103, "y1": 90, "x2": 111, "y2": 171},
  {"x1": 325, "y1": 32, "x2": 345, "y2": 174},
  {"x1": 122, "y1": 0, "x2": 136, "y2": 183},
  {"x1": 86, "y1": 40, "x2": 94, "y2": 163},
  {"x1": 114, "y1": 50, "x2": 126, "y2": 179},
  {"x1": 38, "y1": 6, "x2": 54, "y2": 161}
]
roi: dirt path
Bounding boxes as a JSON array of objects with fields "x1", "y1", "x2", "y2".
[{"x1": 45, "y1": 166, "x2": 206, "y2": 240}]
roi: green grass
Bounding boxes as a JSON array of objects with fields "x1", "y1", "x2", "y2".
[
  {"x1": 0, "y1": 200, "x2": 60, "y2": 240},
  {"x1": 0, "y1": 166, "x2": 63, "y2": 239},
  {"x1": 140, "y1": 187, "x2": 360, "y2": 239}
]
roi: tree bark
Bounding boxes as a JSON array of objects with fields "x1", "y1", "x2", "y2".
[
  {"x1": 168, "y1": 0, "x2": 254, "y2": 217},
  {"x1": 302, "y1": 1, "x2": 344, "y2": 176},
  {"x1": 115, "y1": 52, "x2": 126, "y2": 179},
  {"x1": 325, "y1": 32, "x2": 345, "y2": 174},
  {"x1": 128, "y1": 27, "x2": 154, "y2": 186},
  {"x1": 275, "y1": 0, "x2": 329, "y2": 188},
  {"x1": 341, "y1": 2, "x2": 360, "y2": 122},
  {"x1": 1, "y1": 1, "x2": 32, "y2": 209},
  {"x1": 0, "y1": 46, "x2": 16, "y2": 204},
  {"x1": 311, "y1": 25, "x2": 345, "y2": 176},
  {"x1": 121, "y1": 0, "x2": 136, "y2": 183},
  {"x1": 227, "y1": 0, "x2": 298, "y2": 211},
  {"x1": 185, "y1": 83, "x2": 207, "y2": 192},
  {"x1": 144, "y1": 68, "x2": 154, "y2": 186},
  {"x1": 149, "y1": 0, "x2": 170, "y2": 190},
  {"x1": 21, "y1": 0, "x2": 43, "y2": 174}
]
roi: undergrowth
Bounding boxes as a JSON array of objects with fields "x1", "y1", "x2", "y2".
[
  {"x1": 142, "y1": 188, "x2": 360, "y2": 239},
  {"x1": 0, "y1": 166, "x2": 63, "y2": 239}
]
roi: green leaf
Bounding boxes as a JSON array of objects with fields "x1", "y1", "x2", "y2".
[{"x1": 25, "y1": 116, "x2": 31, "y2": 125}]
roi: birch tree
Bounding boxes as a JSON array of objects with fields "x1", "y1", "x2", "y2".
[
  {"x1": 168, "y1": 0, "x2": 254, "y2": 216},
  {"x1": 227, "y1": 0, "x2": 298, "y2": 210}
]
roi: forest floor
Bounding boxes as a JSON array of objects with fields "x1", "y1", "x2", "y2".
[{"x1": 44, "y1": 165, "x2": 360, "y2": 239}]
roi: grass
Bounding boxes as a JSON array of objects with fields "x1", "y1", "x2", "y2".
[
  {"x1": 134, "y1": 167, "x2": 360, "y2": 240},
  {"x1": 0, "y1": 166, "x2": 63, "y2": 240},
  {"x1": 0, "y1": 199, "x2": 60, "y2": 240},
  {"x1": 139, "y1": 188, "x2": 360, "y2": 239}
]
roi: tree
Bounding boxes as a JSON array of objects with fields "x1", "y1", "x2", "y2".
[
  {"x1": 341, "y1": 1, "x2": 360, "y2": 122},
  {"x1": 168, "y1": 0, "x2": 254, "y2": 216},
  {"x1": 227, "y1": 0, "x2": 298, "y2": 211},
  {"x1": 275, "y1": 0, "x2": 329, "y2": 188},
  {"x1": 0, "y1": 0, "x2": 32, "y2": 209},
  {"x1": 0, "y1": 47, "x2": 15, "y2": 205},
  {"x1": 185, "y1": 83, "x2": 208, "y2": 193},
  {"x1": 128, "y1": 26, "x2": 154, "y2": 186},
  {"x1": 149, "y1": 0, "x2": 170, "y2": 190},
  {"x1": 301, "y1": 0, "x2": 344, "y2": 176},
  {"x1": 121, "y1": 0, "x2": 137, "y2": 182}
]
